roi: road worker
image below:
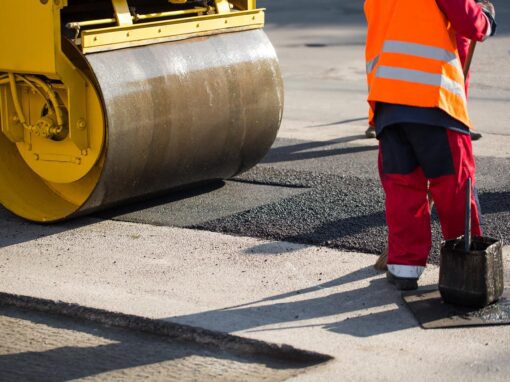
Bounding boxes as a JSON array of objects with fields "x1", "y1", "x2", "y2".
[{"x1": 364, "y1": 0, "x2": 496, "y2": 290}]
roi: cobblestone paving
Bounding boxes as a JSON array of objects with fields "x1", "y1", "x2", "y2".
[{"x1": 0, "y1": 306, "x2": 313, "y2": 382}]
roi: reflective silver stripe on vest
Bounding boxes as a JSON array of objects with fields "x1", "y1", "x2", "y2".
[
  {"x1": 366, "y1": 55, "x2": 379, "y2": 74},
  {"x1": 376, "y1": 65, "x2": 466, "y2": 100},
  {"x1": 382, "y1": 40, "x2": 463, "y2": 76}
]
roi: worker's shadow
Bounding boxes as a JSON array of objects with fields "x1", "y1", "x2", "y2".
[{"x1": 168, "y1": 266, "x2": 419, "y2": 338}]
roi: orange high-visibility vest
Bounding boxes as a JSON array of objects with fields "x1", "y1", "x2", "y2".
[{"x1": 365, "y1": 0, "x2": 471, "y2": 129}]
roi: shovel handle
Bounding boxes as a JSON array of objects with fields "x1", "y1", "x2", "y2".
[
  {"x1": 463, "y1": 40, "x2": 477, "y2": 78},
  {"x1": 465, "y1": 178, "x2": 472, "y2": 252}
]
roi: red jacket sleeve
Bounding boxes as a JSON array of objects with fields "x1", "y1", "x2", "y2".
[
  {"x1": 437, "y1": 0, "x2": 489, "y2": 96},
  {"x1": 456, "y1": 34, "x2": 472, "y2": 95},
  {"x1": 436, "y1": 0, "x2": 489, "y2": 41}
]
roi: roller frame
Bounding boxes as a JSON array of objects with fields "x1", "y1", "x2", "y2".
[
  {"x1": 0, "y1": 0, "x2": 283, "y2": 222},
  {"x1": 80, "y1": 9, "x2": 265, "y2": 53}
]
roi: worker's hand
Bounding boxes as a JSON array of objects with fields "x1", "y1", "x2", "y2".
[
  {"x1": 476, "y1": 0, "x2": 497, "y2": 37},
  {"x1": 477, "y1": 0, "x2": 495, "y2": 20}
]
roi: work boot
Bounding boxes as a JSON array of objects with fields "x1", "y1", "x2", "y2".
[
  {"x1": 470, "y1": 131, "x2": 482, "y2": 141},
  {"x1": 365, "y1": 126, "x2": 376, "y2": 139},
  {"x1": 386, "y1": 271, "x2": 418, "y2": 291}
]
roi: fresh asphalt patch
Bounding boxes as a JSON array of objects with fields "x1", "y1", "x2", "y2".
[
  {"x1": 99, "y1": 137, "x2": 510, "y2": 265},
  {"x1": 201, "y1": 166, "x2": 390, "y2": 255},
  {"x1": 0, "y1": 137, "x2": 506, "y2": 265},
  {"x1": 97, "y1": 180, "x2": 308, "y2": 227},
  {"x1": 200, "y1": 168, "x2": 509, "y2": 264}
]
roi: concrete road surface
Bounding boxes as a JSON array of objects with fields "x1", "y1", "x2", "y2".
[{"x1": 1, "y1": 1, "x2": 510, "y2": 381}]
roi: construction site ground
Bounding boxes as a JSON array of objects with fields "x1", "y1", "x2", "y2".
[{"x1": 1, "y1": 1, "x2": 510, "y2": 380}]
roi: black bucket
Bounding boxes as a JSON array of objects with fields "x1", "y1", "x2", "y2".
[{"x1": 439, "y1": 236, "x2": 504, "y2": 308}]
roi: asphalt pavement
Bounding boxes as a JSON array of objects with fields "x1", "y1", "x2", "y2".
[{"x1": 1, "y1": 1, "x2": 510, "y2": 381}]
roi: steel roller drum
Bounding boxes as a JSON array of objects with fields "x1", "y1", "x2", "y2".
[
  {"x1": 82, "y1": 28, "x2": 283, "y2": 212},
  {"x1": 0, "y1": 29, "x2": 283, "y2": 221}
]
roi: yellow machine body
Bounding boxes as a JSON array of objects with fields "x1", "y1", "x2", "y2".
[{"x1": 0, "y1": 0, "x2": 283, "y2": 222}]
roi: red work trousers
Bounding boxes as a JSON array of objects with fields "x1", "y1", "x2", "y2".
[{"x1": 379, "y1": 124, "x2": 482, "y2": 268}]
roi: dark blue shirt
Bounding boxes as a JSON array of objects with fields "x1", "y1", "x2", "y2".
[{"x1": 374, "y1": 103, "x2": 470, "y2": 138}]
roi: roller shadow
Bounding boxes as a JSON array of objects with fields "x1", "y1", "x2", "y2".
[
  {"x1": 0, "y1": 208, "x2": 97, "y2": 250},
  {"x1": 96, "y1": 180, "x2": 225, "y2": 220},
  {"x1": 0, "y1": 181, "x2": 225, "y2": 249}
]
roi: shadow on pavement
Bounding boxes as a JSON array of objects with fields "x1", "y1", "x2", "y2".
[
  {"x1": 228, "y1": 266, "x2": 376, "y2": 309},
  {"x1": 0, "y1": 307, "x2": 194, "y2": 381},
  {"x1": 96, "y1": 181, "x2": 226, "y2": 220},
  {"x1": 0, "y1": 300, "x2": 323, "y2": 382},
  {"x1": 310, "y1": 117, "x2": 368, "y2": 128},
  {"x1": 323, "y1": 307, "x2": 415, "y2": 337},
  {"x1": 0, "y1": 341, "x2": 187, "y2": 382},
  {"x1": 262, "y1": 135, "x2": 377, "y2": 164},
  {"x1": 169, "y1": 267, "x2": 416, "y2": 338},
  {"x1": 0, "y1": 182, "x2": 225, "y2": 249},
  {"x1": 0, "y1": 209, "x2": 96, "y2": 250}
]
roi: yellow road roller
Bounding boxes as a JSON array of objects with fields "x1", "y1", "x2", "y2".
[{"x1": 0, "y1": 0, "x2": 283, "y2": 222}]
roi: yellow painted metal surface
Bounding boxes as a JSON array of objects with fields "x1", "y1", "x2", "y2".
[
  {"x1": 81, "y1": 10, "x2": 265, "y2": 53},
  {"x1": 0, "y1": 85, "x2": 24, "y2": 143},
  {"x1": 135, "y1": 8, "x2": 209, "y2": 21},
  {"x1": 0, "y1": 0, "x2": 103, "y2": 192},
  {"x1": 112, "y1": 0, "x2": 134, "y2": 26},
  {"x1": 0, "y1": 0, "x2": 274, "y2": 222},
  {"x1": 215, "y1": 0, "x2": 232, "y2": 14},
  {"x1": 230, "y1": 0, "x2": 257, "y2": 10},
  {"x1": 14, "y1": 78, "x2": 104, "y2": 184},
  {"x1": 0, "y1": 0, "x2": 91, "y2": 152},
  {"x1": 0, "y1": 1, "x2": 57, "y2": 76}
]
